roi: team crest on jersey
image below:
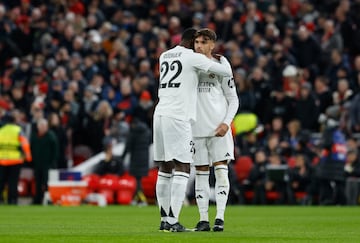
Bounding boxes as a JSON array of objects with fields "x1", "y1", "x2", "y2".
[
  {"x1": 228, "y1": 77, "x2": 235, "y2": 88},
  {"x1": 208, "y1": 73, "x2": 216, "y2": 79}
]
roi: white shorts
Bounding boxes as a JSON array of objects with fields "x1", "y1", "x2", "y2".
[
  {"x1": 153, "y1": 115, "x2": 194, "y2": 163},
  {"x1": 193, "y1": 130, "x2": 234, "y2": 166}
]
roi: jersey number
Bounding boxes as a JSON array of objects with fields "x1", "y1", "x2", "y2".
[{"x1": 160, "y1": 60, "x2": 182, "y2": 88}]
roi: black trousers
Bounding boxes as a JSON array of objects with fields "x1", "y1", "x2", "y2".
[
  {"x1": 319, "y1": 179, "x2": 346, "y2": 205},
  {"x1": 33, "y1": 168, "x2": 49, "y2": 204},
  {"x1": 0, "y1": 164, "x2": 21, "y2": 204}
]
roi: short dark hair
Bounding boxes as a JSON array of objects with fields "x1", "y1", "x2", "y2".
[
  {"x1": 181, "y1": 28, "x2": 197, "y2": 42},
  {"x1": 194, "y1": 28, "x2": 217, "y2": 41},
  {"x1": 180, "y1": 28, "x2": 197, "y2": 49}
]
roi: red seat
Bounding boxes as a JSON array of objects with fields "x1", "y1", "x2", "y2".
[
  {"x1": 99, "y1": 174, "x2": 120, "y2": 191},
  {"x1": 266, "y1": 191, "x2": 281, "y2": 201},
  {"x1": 244, "y1": 190, "x2": 254, "y2": 200},
  {"x1": 82, "y1": 173, "x2": 100, "y2": 192},
  {"x1": 141, "y1": 168, "x2": 158, "y2": 199},
  {"x1": 234, "y1": 156, "x2": 253, "y2": 184},
  {"x1": 295, "y1": 191, "x2": 307, "y2": 200},
  {"x1": 116, "y1": 172, "x2": 137, "y2": 205}
]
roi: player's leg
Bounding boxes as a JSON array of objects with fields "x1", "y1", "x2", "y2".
[
  {"x1": 213, "y1": 160, "x2": 229, "y2": 231},
  {"x1": 167, "y1": 160, "x2": 190, "y2": 231},
  {"x1": 193, "y1": 138, "x2": 210, "y2": 231},
  {"x1": 209, "y1": 132, "x2": 234, "y2": 231},
  {"x1": 156, "y1": 161, "x2": 174, "y2": 231},
  {"x1": 154, "y1": 116, "x2": 173, "y2": 230},
  {"x1": 164, "y1": 118, "x2": 193, "y2": 232}
]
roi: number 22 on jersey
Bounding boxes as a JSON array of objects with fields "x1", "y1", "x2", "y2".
[{"x1": 159, "y1": 60, "x2": 182, "y2": 88}]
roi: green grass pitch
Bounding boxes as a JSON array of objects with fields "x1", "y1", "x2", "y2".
[{"x1": 0, "y1": 205, "x2": 359, "y2": 243}]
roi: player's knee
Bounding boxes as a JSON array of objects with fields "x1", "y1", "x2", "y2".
[
  {"x1": 214, "y1": 164, "x2": 229, "y2": 185},
  {"x1": 195, "y1": 165, "x2": 209, "y2": 172},
  {"x1": 174, "y1": 161, "x2": 190, "y2": 173},
  {"x1": 158, "y1": 161, "x2": 174, "y2": 173},
  {"x1": 213, "y1": 160, "x2": 227, "y2": 167}
]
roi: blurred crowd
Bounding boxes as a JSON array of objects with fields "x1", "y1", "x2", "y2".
[{"x1": 1, "y1": 0, "x2": 360, "y2": 205}]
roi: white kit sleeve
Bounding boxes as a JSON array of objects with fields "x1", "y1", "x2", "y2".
[{"x1": 221, "y1": 76, "x2": 239, "y2": 126}]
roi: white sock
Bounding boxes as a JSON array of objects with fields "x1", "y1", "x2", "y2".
[
  {"x1": 168, "y1": 171, "x2": 189, "y2": 225},
  {"x1": 214, "y1": 164, "x2": 229, "y2": 221},
  {"x1": 156, "y1": 171, "x2": 172, "y2": 222},
  {"x1": 195, "y1": 170, "x2": 210, "y2": 222}
]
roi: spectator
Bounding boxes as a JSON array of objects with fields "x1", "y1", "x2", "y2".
[
  {"x1": 250, "y1": 67, "x2": 271, "y2": 124},
  {"x1": 265, "y1": 87, "x2": 295, "y2": 125},
  {"x1": 349, "y1": 92, "x2": 360, "y2": 133},
  {"x1": 293, "y1": 25, "x2": 321, "y2": 71},
  {"x1": 240, "y1": 1, "x2": 263, "y2": 39},
  {"x1": 85, "y1": 100, "x2": 113, "y2": 154},
  {"x1": 283, "y1": 119, "x2": 304, "y2": 157},
  {"x1": 317, "y1": 120, "x2": 347, "y2": 205},
  {"x1": 319, "y1": 19, "x2": 344, "y2": 74},
  {"x1": 350, "y1": 55, "x2": 360, "y2": 92},
  {"x1": 248, "y1": 149, "x2": 268, "y2": 205},
  {"x1": 132, "y1": 90, "x2": 153, "y2": 129},
  {"x1": 264, "y1": 133, "x2": 283, "y2": 157},
  {"x1": 288, "y1": 153, "x2": 314, "y2": 205},
  {"x1": 344, "y1": 148, "x2": 360, "y2": 205},
  {"x1": 265, "y1": 116, "x2": 288, "y2": 143},
  {"x1": 314, "y1": 76, "x2": 333, "y2": 116},
  {"x1": 108, "y1": 110, "x2": 130, "y2": 143},
  {"x1": 48, "y1": 112, "x2": 68, "y2": 169},
  {"x1": 325, "y1": 78, "x2": 353, "y2": 130},
  {"x1": 294, "y1": 82, "x2": 319, "y2": 131},
  {"x1": 93, "y1": 136, "x2": 123, "y2": 176},
  {"x1": 30, "y1": 118, "x2": 58, "y2": 205},
  {"x1": 77, "y1": 85, "x2": 99, "y2": 145},
  {"x1": 121, "y1": 117, "x2": 151, "y2": 206},
  {"x1": 235, "y1": 77, "x2": 256, "y2": 113},
  {"x1": 325, "y1": 49, "x2": 351, "y2": 90}
]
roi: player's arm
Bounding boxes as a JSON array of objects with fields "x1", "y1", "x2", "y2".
[
  {"x1": 214, "y1": 76, "x2": 239, "y2": 137},
  {"x1": 193, "y1": 52, "x2": 232, "y2": 77},
  {"x1": 209, "y1": 55, "x2": 232, "y2": 77}
]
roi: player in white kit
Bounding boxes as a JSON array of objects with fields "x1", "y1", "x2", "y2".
[
  {"x1": 153, "y1": 28, "x2": 233, "y2": 232},
  {"x1": 192, "y1": 29, "x2": 239, "y2": 232}
]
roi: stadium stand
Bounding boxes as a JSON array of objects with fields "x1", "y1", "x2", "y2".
[{"x1": 0, "y1": 0, "x2": 359, "y2": 205}]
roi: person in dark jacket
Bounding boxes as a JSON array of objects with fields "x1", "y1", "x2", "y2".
[
  {"x1": 121, "y1": 117, "x2": 151, "y2": 205},
  {"x1": 344, "y1": 148, "x2": 360, "y2": 205},
  {"x1": 294, "y1": 82, "x2": 319, "y2": 131},
  {"x1": 30, "y1": 118, "x2": 59, "y2": 204},
  {"x1": 248, "y1": 149, "x2": 268, "y2": 204},
  {"x1": 293, "y1": 25, "x2": 321, "y2": 70},
  {"x1": 48, "y1": 112, "x2": 68, "y2": 169},
  {"x1": 94, "y1": 136, "x2": 124, "y2": 176},
  {"x1": 317, "y1": 121, "x2": 347, "y2": 205},
  {"x1": 349, "y1": 92, "x2": 360, "y2": 133},
  {"x1": 288, "y1": 153, "x2": 314, "y2": 204}
]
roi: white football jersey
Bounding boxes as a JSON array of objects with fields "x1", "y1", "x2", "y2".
[
  {"x1": 154, "y1": 46, "x2": 232, "y2": 122},
  {"x1": 192, "y1": 57, "x2": 239, "y2": 137}
]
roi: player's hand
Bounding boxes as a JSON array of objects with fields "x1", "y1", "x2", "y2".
[
  {"x1": 215, "y1": 123, "x2": 229, "y2": 137},
  {"x1": 212, "y1": 54, "x2": 222, "y2": 60}
]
